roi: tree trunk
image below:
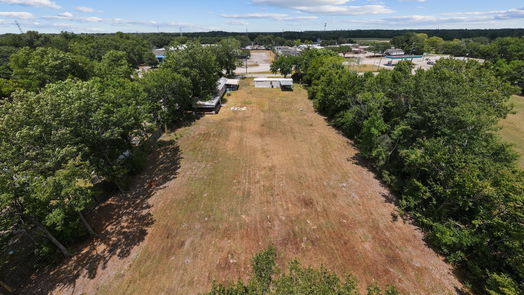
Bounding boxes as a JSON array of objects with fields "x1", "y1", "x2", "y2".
[
  {"x1": 36, "y1": 223, "x2": 71, "y2": 257},
  {"x1": 78, "y1": 211, "x2": 95, "y2": 237},
  {"x1": 0, "y1": 280, "x2": 14, "y2": 293}
]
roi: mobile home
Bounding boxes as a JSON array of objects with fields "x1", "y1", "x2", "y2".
[{"x1": 254, "y1": 78, "x2": 293, "y2": 90}]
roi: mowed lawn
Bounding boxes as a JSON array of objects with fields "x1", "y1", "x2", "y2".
[
  {"x1": 39, "y1": 79, "x2": 462, "y2": 295},
  {"x1": 499, "y1": 95, "x2": 524, "y2": 168}
]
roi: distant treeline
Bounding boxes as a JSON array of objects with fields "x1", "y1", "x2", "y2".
[
  {"x1": 2, "y1": 29, "x2": 523, "y2": 49},
  {"x1": 132, "y1": 29, "x2": 524, "y2": 47}
]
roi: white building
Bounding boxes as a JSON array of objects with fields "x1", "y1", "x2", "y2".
[
  {"x1": 385, "y1": 48, "x2": 405, "y2": 56},
  {"x1": 254, "y1": 78, "x2": 293, "y2": 90}
]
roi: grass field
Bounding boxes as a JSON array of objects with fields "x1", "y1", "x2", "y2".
[
  {"x1": 23, "y1": 79, "x2": 463, "y2": 295},
  {"x1": 499, "y1": 95, "x2": 524, "y2": 168},
  {"x1": 347, "y1": 64, "x2": 381, "y2": 73},
  {"x1": 353, "y1": 38, "x2": 391, "y2": 43}
]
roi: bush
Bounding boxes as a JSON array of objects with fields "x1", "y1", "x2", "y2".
[{"x1": 202, "y1": 247, "x2": 399, "y2": 295}]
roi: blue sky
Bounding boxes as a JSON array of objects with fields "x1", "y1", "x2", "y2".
[{"x1": 0, "y1": 0, "x2": 523, "y2": 33}]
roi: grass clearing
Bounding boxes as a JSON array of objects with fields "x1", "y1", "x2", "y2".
[
  {"x1": 499, "y1": 95, "x2": 524, "y2": 168},
  {"x1": 347, "y1": 64, "x2": 380, "y2": 72},
  {"x1": 353, "y1": 38, "x2": 391, "y2": 43},
  {"x1": 28, "y1": 79, "x2": 463, "y2": 295}
]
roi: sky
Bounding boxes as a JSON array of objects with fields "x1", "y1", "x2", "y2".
[{"x1": 0, "y1": 0, "x2": 523, "y2": 33}]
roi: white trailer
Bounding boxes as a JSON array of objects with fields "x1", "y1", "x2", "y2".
[{"x1": 254, "y1": 78, "x2": 293, "y2": 89}]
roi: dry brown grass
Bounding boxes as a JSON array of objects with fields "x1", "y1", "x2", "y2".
[
  {"x1": 26, "y1": 79, "x2": 463, "y2": 295},
  {"x1": 347, "y1": 64, "x2": 380, "y2": 72},
  {"x1": 499, "y1": 95, "x2": 524, "y2": 168}
]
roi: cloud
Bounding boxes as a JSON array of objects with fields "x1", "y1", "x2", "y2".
[
  {"x1": 42, "y1": 13, "x2": 105, "y2": 22},
  {"x1": 75, "y1": 6, "x2": 97, "y2": 13},
  {"x1": 252, "y1": 0, "x2": 393, "y2": 15},
  {"x1": 294, "y1": 5, "x2": 393, "y2": 15},
  {"x1": 0, "y1": 11, "x2": 33, "y2": 18},
  {"x1": 83, "y1": 16, "x2": 102, "y2": 22},
  {"x1": 221, "y1": 13, "x2": 318, "y2": 21},
  {"x1": 253, "y1": 0, "x2": 350, "y2": 6},
  {"x1": 0, "y1": 0, "x2": 60, "y2": 9},
  {"x1": 59, "y1": 11, "x2": 73, "y2": 18},
  {"x1": 343, "y1": 7, "x2": 524, "y2": 27},
  {"x1": 383, "y1": 7, "x2": 524, "y2": 24},
  {"x1": 225, "y1": 20, "x2": 249, "y2": 26}
]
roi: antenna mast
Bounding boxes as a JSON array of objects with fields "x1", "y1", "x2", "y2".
[{"x1": 14, "y1": 20, "x2": 23, "y2": 34}]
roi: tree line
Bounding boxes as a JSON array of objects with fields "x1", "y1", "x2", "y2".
[
  {"x1": 278, "y1": 47, "x2": 524, "y2": 294},
  {"x1": 133, "y1": 29, "x2": 524, "y2": 48},
  {"x1": 0, "y1": 32, "x2": 241, "y2": 289}
]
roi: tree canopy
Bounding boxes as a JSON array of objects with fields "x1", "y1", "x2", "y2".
[{"x1": 304, "y1": 53, "x2": 524, "y2": 294}]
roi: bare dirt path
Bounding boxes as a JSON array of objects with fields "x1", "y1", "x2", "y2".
[{"x1": 23, "y1": 79, "x2": 463, "y2": 295}]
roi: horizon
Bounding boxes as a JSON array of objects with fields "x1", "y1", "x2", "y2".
[{"x1": 0, "y1": 0, "x2": 523, "y2": 34}]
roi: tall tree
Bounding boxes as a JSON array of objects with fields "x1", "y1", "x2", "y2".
[
  {"x1": 140, "y1": 68, "x2": 192, "y2": 128},
  {"x1": 94, "y1": 50, "x2": 133, "y2": 79},
  {"x1": 270, "y1": 55, "x2": 297, "y2": 78},
  {"x1": 163, "y1": 41, "x2": 220, "y2": 100},
  {"x1": 9, "y1": 47, "x2": 91, "y2": 91},
  {"x1": 215, "y1": 37, "x2": 241, "y2": 77}
]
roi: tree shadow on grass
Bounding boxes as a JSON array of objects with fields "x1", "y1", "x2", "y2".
[{"x1": 19, "y1": 140, "x2": 182, "y2": 294}]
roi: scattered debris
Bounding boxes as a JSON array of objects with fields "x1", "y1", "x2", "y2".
[{"x1": 231, "y1": 106, "x2": 248, "y2": 111}]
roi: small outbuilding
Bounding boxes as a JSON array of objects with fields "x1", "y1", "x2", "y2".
[
  {"x1": 254, "y1": 78, "x2": 293, "y2": 90},
  {"x1": 225, "y1": 79, "x2": 240, "y2": 91}
]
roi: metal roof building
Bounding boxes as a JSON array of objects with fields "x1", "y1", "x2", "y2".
[{"x1": 254, "y1": 78, "x2": 293, "y2": 90}]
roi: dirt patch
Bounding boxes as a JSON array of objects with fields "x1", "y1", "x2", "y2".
[
  {"x1": 23, "y1": 79, "x2": 464, "y2": 295},
  {"x1": 236, "y1": 50, "x2": 274, "y2": 74}
]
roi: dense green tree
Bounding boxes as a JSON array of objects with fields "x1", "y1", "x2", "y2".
[
  {"x1": 270, "y1": 55, "x2": 297, "y2": 77},
  {"x1": 391, "y1": 33, "x2": 427, "y2": 55},
  {"x1": 297, "y1": 48, "x2": 339, "y2": 85},
  {"x1": 0, "y1": 78, "x2": 16, "y2": 99},
  {"x1": 69, "y1": 32, "x2": 155, "y2": 67},
  {"x1": 0, "y1": 77, "x2": 152, "y2": 258},
  {"x1": 163, "y1": 41, "x2": 220, "y2": 100},
  {"x1": 94, "y1": 50, "x2": 133, "y2": 79},
  {"x1": 425, "y1": 36, "x2": 445, "y2": 53},
  {"x1": 215, "y1": 37, "x2": 241, "y2": 76},
  {"x1": 140, "y1": 68, "x2": 192, "y2": 127},
  {"x1": 203, "y1": 247, "x2": 398, "y2": 295},
  {"x1": 0, "y1": 46, "x2": 17, "y2": 79},
  {"x1": 306, "y1": 56, "x2": 524, "y2": 294},
  {"x1": 9, "y1": 47, "x2": 91, "y2": 91}
]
